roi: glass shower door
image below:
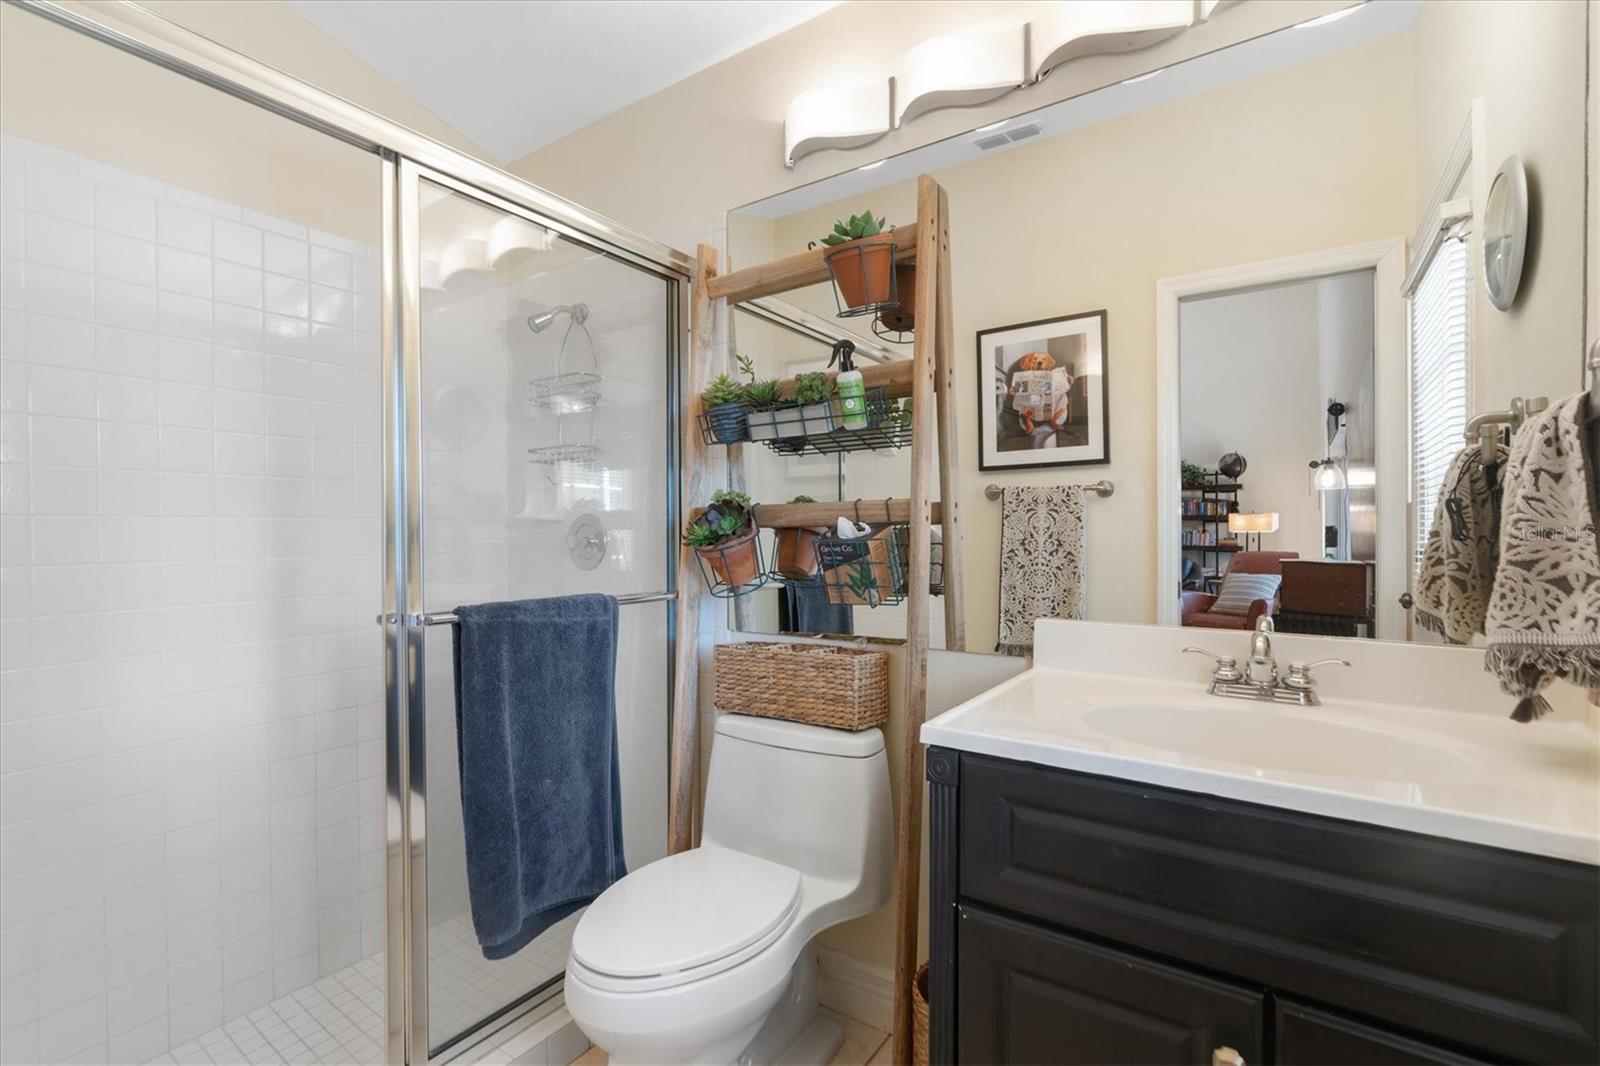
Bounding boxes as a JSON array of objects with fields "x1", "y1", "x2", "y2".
[{"x1": 406, "y1": 174, "x2": 674, "y2": 1055}]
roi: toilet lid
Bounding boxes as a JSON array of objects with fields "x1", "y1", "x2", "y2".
[{"x1": 571, "y1": 846, "x2": 801, "y2": 985}]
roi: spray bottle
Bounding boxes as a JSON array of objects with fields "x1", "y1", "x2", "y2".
[{"x1": 830, "y1": 339, "x2": 869, "y2": 430}]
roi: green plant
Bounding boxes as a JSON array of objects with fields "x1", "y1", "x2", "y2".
[
  {"x1": 703, "y1": 373, "x2": 745, "y2": 408},
  {"x1": 789, "y1": 495, "x2": 816, "y2": 504},
  {"x1": 897, "y1": 397, "x2": 913, "y2": 427},
  {"x1": 686, "y1": 490, "x2": 753, "y2": 550},
  {"x1": 814, "y1": 210, "x2": 888, "y2": 248},
  {"x1": 743, "y1": 378, "x2": 782, "y2": 409},
  {"x1": 1180, "y1": 460, "x2": 1209, "y2": 491},
  {"x1": 793, "y1": 371, "x2": 831, "y2": 406}
]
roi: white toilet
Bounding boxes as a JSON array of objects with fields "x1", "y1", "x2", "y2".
[{"x1": 564, "y1": 713, "x2": 893, "y2": 1065}]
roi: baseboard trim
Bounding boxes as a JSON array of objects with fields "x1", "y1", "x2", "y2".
[{"x1": 817, "y1": 946, "x2": 894, "y2": 1031}]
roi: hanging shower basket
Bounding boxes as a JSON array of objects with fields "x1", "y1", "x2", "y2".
[
  {"x1": 529, "y1": 303, "x2": 601, "y2": 413},
  {"x1": 815, "y1": 501, "x2": 910, "y2": 608}
]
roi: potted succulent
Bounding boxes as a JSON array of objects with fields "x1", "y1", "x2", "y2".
[
  {"x1": 814, "y1": 211, "x2": 895, "y2": 313},
  {"x1": 685, "y1": 489, "x2": 761, "y2": 588},
  {"x1": 702, "y1": 373, "x2": 749, "y2": 444},
  {"x1": 739, "y1": 356, "x2": 785, "y2": 442},
  {"x1": 772, "y1": 495, "x2": 827, "y2": 580},
  {"x1": 787, "y1": 371, "x2": 836, "y2": 436}
]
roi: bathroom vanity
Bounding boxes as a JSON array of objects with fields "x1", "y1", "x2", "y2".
[{"x1": 921, "y1": 622, "x2": 1600, "y2": 1066}]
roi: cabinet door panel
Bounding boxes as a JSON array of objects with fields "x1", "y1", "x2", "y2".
[
  {"x1": 1276, "y1": 1000, "x2": 1489, "y2": 1065},
  {"x1": 958, "y1": 904, "x2": 1263, "y2": 1065}
]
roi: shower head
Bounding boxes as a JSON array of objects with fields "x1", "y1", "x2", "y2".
[{"x1": 527, "y1": 302, "x2": 588, "y2": 333}]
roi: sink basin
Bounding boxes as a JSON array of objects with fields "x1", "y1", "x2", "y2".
[{"x1": 1085, "y1": 703, "x2": 1478, "y2": 782}]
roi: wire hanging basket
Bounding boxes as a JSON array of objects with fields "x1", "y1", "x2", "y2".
[
  {"x1": 689, "y1": 507, "x2": 771, "y2": 599},
  {"x1": 823, "y1": 235, "x2": 900, "y2": 319},
  {"x1": 529, "y1": 305, "x2": 602, "y2": 413},
  {"x1": 815, "y1": 500, "x2": 910, "y2": 608}
]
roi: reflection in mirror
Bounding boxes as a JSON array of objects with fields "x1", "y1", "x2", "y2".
[{"x1": 726, "y1": 0, "x2": 1589, "y2": 653}]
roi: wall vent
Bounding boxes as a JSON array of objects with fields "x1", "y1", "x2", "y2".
[{"x1": 974, "y1": 122, "x2": 1044, "y2": 151}]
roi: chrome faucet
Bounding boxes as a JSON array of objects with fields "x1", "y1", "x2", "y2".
[{"x1": 1184, "y1": 617, "x2": 1351, "y2": 707}]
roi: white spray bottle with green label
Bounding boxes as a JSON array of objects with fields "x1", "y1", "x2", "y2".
[{"x1": 830, "y1": 339, "x2": 869, "y2": 430}]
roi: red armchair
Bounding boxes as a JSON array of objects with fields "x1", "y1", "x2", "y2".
[{"x1": 1180, "y1": 550, "x2": 1299, "y2": 630}]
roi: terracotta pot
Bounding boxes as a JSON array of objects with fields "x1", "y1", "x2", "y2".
[
  {"x1": 705, "y1": 402, "x2": 750, "y2": 444},
  {"x1": 698, "y1": 528, "x2": 761, "y2": 588},
  {"x1": 875, "y1": 263, "x2": 918, "y2": 334},
  {"x1": 825, "y1": 233, "x2": 896, "y2": 310},
  {"x1": 774, "y1": 527, "x2": 825, "y2": 580}
]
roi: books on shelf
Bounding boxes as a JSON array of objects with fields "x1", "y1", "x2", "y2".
[
  {"x1": 1180, "y1": 498, "x2": 1237, "y2": 518},
  {"x1": 1181, "y1": 530, "x2": 1243, "y2": 548}
]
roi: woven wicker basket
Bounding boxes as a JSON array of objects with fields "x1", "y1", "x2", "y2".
[
  {"x1": 714, "y1": 642, "x2": 889, "y2": 731},
  {"x1": 913, "y1": 963, "x2": 931, "y2": 1066}
]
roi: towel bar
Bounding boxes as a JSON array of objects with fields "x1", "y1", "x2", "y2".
[
  {"x1": 376, "y1": 590, "x2": 678, "y2": 627},
  {"x1": 984, "y1": 480, "x2": 1113, "y2": 500}
]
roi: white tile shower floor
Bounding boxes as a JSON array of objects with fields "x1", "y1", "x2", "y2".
[{"x1": 148, "y1": 913, "x2": 577, "y2": 1066}]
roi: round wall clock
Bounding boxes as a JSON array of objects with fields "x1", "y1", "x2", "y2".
[{"x1": 1482, "y1": 155, "x2": 1529, "y2": 311}]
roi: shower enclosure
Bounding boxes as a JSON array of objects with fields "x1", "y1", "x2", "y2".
[{"x1": 0, "y1": 4, "x2": 685, "y2": 1064}]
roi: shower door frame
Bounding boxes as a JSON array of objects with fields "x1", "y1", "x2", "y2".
[
  {"x1": 7, "y1": 3, "x2": 691, "y2": 1063},
  {"x1": 395, "y1": 160, "x2": 687, "y2": 1060}
]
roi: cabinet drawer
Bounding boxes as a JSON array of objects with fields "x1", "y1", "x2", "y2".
[
  {"x1": 1275, "y1": 1000, "x2": 1488, "y2": 1065},
  {"x1": 958, "y1": 903, "x2": 1263, "y2": 1065},
  {"x1": 958, "y1": 754, "x2": 1599, "y2": 1064}
]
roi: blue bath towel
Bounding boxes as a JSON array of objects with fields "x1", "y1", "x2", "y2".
[{"x1": 452, "y1": 595, "x2": 627, "y2": 960}]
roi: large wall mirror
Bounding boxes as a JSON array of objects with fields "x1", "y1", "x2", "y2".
[{"x1": 724, "y1": 0, "x2": 1591, "y2": 655}]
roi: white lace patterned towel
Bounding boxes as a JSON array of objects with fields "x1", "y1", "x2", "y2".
[
  {"x1": 1414, "y1": 442, "x2": 1504, "y2": 644},
  {"x1": 996, "y1": 486, "x2": 1085, "y2": 656},
  {"x1": 1484, "y1": 394, "x2": 1600, "y2": 721}
]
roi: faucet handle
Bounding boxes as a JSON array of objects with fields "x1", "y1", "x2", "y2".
[
  {"x1": 1283, "y1": 658, "x2": 1352, "y2": 691},
  {"x1": 1183, "y1": 647, "x2": 1244, "y2": 683}
]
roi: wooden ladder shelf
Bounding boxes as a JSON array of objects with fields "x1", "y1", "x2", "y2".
[{"x1": 671, "y1": 175, "x2": 962, "y2": 1064}]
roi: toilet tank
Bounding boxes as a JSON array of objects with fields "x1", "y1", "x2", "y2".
[{"x1": 701, "y1": 714, "x2": 892, "y2": 885}]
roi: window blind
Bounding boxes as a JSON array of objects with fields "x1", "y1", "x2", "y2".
[{"x1": 1409, "y1": 233, "x2": 1470, "y2": 581}]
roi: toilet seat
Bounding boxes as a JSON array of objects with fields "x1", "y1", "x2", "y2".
[{"x1": 570, "y1": 846, "x2": 802, "y2": 993}]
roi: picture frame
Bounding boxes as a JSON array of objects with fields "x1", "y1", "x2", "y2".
[{"x1": 977, "y1": 309, "x2": 1110, "y2": 470}]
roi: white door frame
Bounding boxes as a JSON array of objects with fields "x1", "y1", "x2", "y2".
[{"x1": 1154, "y1": 239, "x2": 1408, "y2": 638}]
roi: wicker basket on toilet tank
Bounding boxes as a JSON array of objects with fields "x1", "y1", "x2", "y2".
[{"x1": 714, "y1": 642, "x2": 889, "y2": 731}]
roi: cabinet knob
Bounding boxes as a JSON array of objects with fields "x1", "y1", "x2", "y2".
[{"x1": 1212, "y1": 1046, "x2": 1246, "y2": 1066}]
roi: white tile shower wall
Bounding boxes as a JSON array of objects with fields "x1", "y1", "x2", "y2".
[
  {"x1": 0, "y1": 134, "x2": 385, "y2": 1065},
  {"x1": 416, "y1": 239, "x2": 670, "y2": 1042}
]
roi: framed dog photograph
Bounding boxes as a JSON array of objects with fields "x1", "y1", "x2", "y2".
[{"x1": 977, "y1": 310, "x2": 1109, "y2": 470}]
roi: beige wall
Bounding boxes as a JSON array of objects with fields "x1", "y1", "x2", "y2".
[
  {"x1": 1, "y1": 0, "x2": 484, "y2": 241},
  {"x1": 763, "y1": 33, "x2": 1418, "y2": 647},
  {"x1": 1411, "y1": 0, "x2": 1590, "y2": 406},
  {"x1": 511, "y1": 0, "x2": 1358, "y2": 252}
]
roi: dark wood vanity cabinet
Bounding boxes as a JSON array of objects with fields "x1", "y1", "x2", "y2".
[{"x1": 925, "y1": 749, "x2": 1600, "y2": 1066}]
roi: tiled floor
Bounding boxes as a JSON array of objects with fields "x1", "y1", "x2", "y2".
[
  {"x1": 567, "y1": 1009, "x2": 890, "y2": 1066},
  {"x1": 149, "y1": 958, "x2": 385, "y2": 1066},
  {"x1": 150, "y1": 911, "x2": 576, "y2": 1065}
]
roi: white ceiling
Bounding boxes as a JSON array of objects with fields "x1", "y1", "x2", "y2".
[{"x1": 285, "y1": 0, "x2": 839, "y2": 164}]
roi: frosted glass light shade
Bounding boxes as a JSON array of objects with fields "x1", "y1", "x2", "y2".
[
  {"x1": 1228, "y1": 512, "x2": 1280, "y2": 534},
  {"x1": 895, "y1": 25, "x2": 1027, "y2": 126},
  {"x1": 784, "y1": 81, "x2": 893, "y2": 167},
  {"x1": 1313, "y1": 461, "x2": 1347, "y2": 492},
  {"x1": 1031, "y1": 0, "x2": 1194, "y2": 80}
]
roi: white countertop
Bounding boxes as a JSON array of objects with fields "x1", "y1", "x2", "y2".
[{"x1": 922, "y1": 622, "x2": 1600, "y2": 865}]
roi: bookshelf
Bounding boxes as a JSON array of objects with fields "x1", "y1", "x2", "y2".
[{"x1": 1181, "y1": 471, "x2": 1241, "y2": 593}]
